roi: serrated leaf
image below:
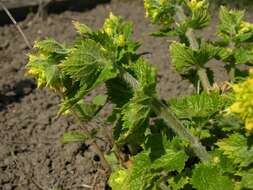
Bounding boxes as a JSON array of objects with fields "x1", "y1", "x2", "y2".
[
  {"x1": 168, "y1": 173, "x2": 189, "y2": 190},
  {"x1": 61, "y1": 131, "x2": 87, "y2": 144},
  {"x1": 34, "y1": 39, "x2": 69, "y2": 55},
  {"x1": 117, "y1": 92, "x2": 153, "y2": 146},
  {"x1": 234, "y1": 47, "x2": 253, "y2": 64},
  {"x1": 151, "y1": 149, "x2": 188, "y2": 173},
  {"x1": 170, "y1": 42, "x2": 196, "y2": 74},
  {"x1": 59, "y1": 40, "x2": 118, "y2": 113},
  {"x1": 191, "y1": 163, "x2": 234, "y2": 190},
  {"x1": 144, "y1": 0, "x2": 180, "y2": 26},
  {"x1": 216, "y1": 133, "x2": 253, "y2": 167},
  {"x1": 240, "y1": 169, "x2": 253, "y2": 189},
  {"x1": 217, "y1": 6, "x2": 244, "y2": 40},
  {"x1": 132, "y1": 58, "x2": 157, "y2": 93},
  {"x1": 110, "y1": 137, "x2": 188, "y2": 190},
  {"x1": 210, "y1": 150, "x2": 236, "y2": 174},
  {"x1": 169, "y1": 92, "x2": 226, "y2": 120},
  {"x1": 187, "y1": 0, "x2": 210, "y2": 29},
  {"x1": 45, "y1": 65, "x2": 61, "y2": 87},
  {"x1": 106, "y1": 77, "x2": 134, "y2": 107},
  {"x1": 215, "y1": 46, "x2": 233, "y2": 62},
  {"x1": 60, "y1": 39, "x2": 110, "y2": 86}
]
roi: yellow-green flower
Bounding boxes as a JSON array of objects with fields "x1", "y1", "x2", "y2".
[
  {"x1": 188, "y1": 0, "x2": 205, "y2": 10},
  {"x1": 229, "y1": 69, "x2": 253, "y2": 133},
  {"x1": 245, "y1": 118, "x2": 253, "y2": 133},
  {"x1": 239, "y1": 21, "x2": 253, "y2": 34},
  {"x1": 117, "y1": 35, "x2": 125, "y2": 47},
  {"x1": 104, "y1": 12, "x2": 119, "y2": 36}
]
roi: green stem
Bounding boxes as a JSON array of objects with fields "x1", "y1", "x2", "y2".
[
  {"x1": 228, "y1": 41, "x2": 236, "y2": 82},
  {"x1": 197, "y1": 67, "x2": 211, "y2": 92},
  {"x1": 121, "y1": 71, "x2": 211, "y2": 162},
  {"x1": 152, "y1": 99, "x2": 210, "y2": 162},
  {"x1": 177, "y1": 6, "x2": 211, "y2": 92},
  {"x1": 72, "y1": 111, "x2": 111, "y2": 172},
  {"x1": 186, "y1": 28, "x2": 199, "y2": 50},
  {"x1": 229, "y1": 63, "x2": 236, "y2": 82}
]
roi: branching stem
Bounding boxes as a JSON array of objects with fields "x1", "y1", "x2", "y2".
[
  {"x1": 120, "y1": 70, "x2": 211, "y2": 162},
  {"x1": 177, "y1": 6, "x2": 211, "y2": 92}
]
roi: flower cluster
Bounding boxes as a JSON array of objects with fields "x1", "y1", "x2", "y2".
[{"x1": 230, "y1": 69, "x2": 253, "y2": 133}]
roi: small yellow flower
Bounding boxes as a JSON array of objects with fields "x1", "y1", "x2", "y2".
[
  {"x1": 118, "y1": 35, "x2": 125, "y2": 47},
  {"x1": 230, "y1": 69, "x2": 253, "y2": 134},
  {"x1": 188, "y1": 0, "x2": 205, "y2": 10},
  {"x1": 27, "y1": 68, "x2": 40, "y2": 76},
  {"x1": 229, "y1": 102, "x2": 243, "y2": 114},
  {"x1": 212, "y1": 156, "x2": 220, "y2": 165},
  {"x1": 105, "y1": 27, "x2": 113, "y2": 36},
  {"x1": 239, "y1": 21, "x2": 253, "y2": 34},
  {"x1": 109, "y1": 12, "x2": 117, "y2": 22},
  {"x1": 245, "y1": 118, "x2": 253, "y2": 133}
]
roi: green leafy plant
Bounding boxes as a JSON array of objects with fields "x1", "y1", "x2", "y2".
[{"x1": 26, "y1": 1, "x2": 253, "y2": 189}]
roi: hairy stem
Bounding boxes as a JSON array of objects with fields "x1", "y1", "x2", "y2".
[
  {"x1": 186, "y1": 28, "x2": 199, "y2": 50},
  {"x1": 197, "y1": 67, "x2": 211, "y2": 92},
  {"x1": 120, "y1": 70, "x2": 211, "y2": 162},
  {"x1": 177, "y1": 6, "x2": 211, "y2": 92},
  {"x1": 228, "y1": 63, "x2": 236, "y2": 82},
  {"x1": 152, "y1": 99, "x2": 210, "y2": 162}
]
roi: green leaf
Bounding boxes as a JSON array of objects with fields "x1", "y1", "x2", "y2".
[
  {"x1": 71, "y1": 100, "x2": 97, "y2": 122},
  {"x1": 59, "y1": 40, "x2": 118, "y2": 113},
  {"x1": 210, "y1": 150, "x2": 236, "y2": 174},
  {"x1": 217, "y1": 6, "x2": 244, "y2": 40},
  {"x1": 106, "y1": 77, "x2": 134, "y2": 107},
  {"x1": 44, "y1": 65, "x2": 61, "y2": 87},
  {"x1": 110, "y1": 137, "x2": 188, "y2": 190},
  {"x1": 234, "y1": 47, "x2": 253, "y2": 64},
  {"x1": 34, "y1": 38, "x2": 69, "y2": 55},
  {"x1": 109, "y1": 152, "x2": 154, "y2": 190},
  {"x1": 132, "y1": 58, "x2": 157, "y2": 93},
  {"x1": 187, "y1": 0, "x2": 210, "y2": 29},
  {"x1": 168, "y1": 173, "x2": 190, "y2": 190},
  {"x1": 61, "y1": 131, "x2": 87, "y2": 144},
  {"x1": 117, "y1": 91, "x2": 153, "y2": 146},
  {"x1": 108, "y1": 169, "x2": 128, "y2": 190},
  {"x1": 216, "y1": 133, "x2": 253, "y2": 167},
  {"x1": 170, "y1": 42, "x2": 196, "y2": 74},
  {"x1": 191, "y1": 163, "x2": 234, "y2": 190},
  {"x1": 169, "y1": 92, "x2": 226, "y2": 120},
  {"x1": 151, "y1": 149, "x2": 188, "y2": 173},
  {"x1": 240, "y1": 169, "x2": 253, "y2": 189},
  {"x1": 144, "y1": 0, "x2": 180, "y2": 26},
  {"x1": 60, "y1": 39, "x2": 110, "y2": 86}
]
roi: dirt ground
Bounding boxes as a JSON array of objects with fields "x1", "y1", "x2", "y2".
[{"x1": 0, "y1": 0, "x2": 250, "y2": 189}]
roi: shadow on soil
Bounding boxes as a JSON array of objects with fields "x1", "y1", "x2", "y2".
[
  {"x1": 0, "y1": 79, "x2": 36, "y2": 111},
  {"x1": 0, "y1": 0, "x2": 111, "y2": 26}
]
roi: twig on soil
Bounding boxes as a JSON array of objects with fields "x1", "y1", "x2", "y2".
[{"x1": 0, "y1": 1, "x2": 32, "y2": 49}]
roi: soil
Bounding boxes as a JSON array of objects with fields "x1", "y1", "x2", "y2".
[{"x1": 0, "y1": 0, "x2": 251, "y2": 190}]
